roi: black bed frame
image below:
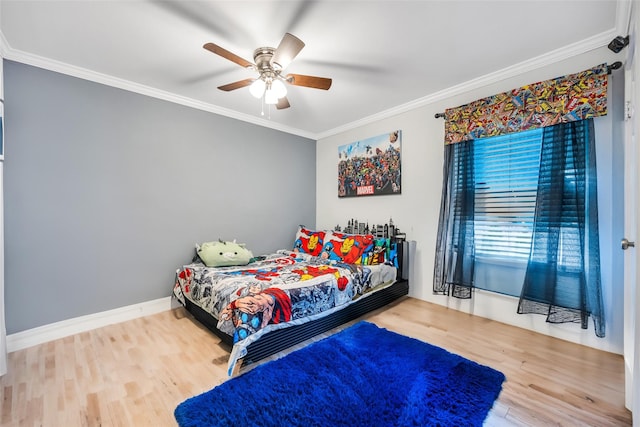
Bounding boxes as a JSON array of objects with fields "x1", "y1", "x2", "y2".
[
  {"x1": 185, "y1": 278, "x2": 408, "y2": 368},
  {"x1": 182, "y1": 235, "x2": 411, "y2": 372}
]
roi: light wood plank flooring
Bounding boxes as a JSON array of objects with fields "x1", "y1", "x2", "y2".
[{"x1": 0, "y1": 297, "x2": 632, "y2": 426}]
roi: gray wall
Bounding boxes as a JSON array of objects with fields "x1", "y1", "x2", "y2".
[{"x1": 3, "y1": 60, "x2": 316, "y2": 334}]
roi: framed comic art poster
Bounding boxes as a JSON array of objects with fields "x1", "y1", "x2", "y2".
[{"x1": 338, "y1": 130, "x2": 401, "y2": 198}]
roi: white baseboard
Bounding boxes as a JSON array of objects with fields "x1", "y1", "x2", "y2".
[{"x1": 6, "y1": 297, "x2": 173, "y2": 353}]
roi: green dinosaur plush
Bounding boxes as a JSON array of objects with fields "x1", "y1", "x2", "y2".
[{"x1": 197, "y1": 239, "x2": 254, "y2": 267}]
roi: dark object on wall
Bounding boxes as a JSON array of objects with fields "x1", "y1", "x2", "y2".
[
  {"x1": 608, "y1": 36, "x2": 629, "y2": 53},
  {"x1": 338, "y1": 217, "x2": 404, "y2": 240}
]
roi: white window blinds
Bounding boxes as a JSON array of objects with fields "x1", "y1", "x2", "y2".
[{"x1": 473, "y1": 128, "x2": 543, "y2": 261}]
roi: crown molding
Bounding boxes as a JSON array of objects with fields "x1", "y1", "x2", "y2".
[
  {"x1": 0, "y1": 38, "x2": 315, "y2": 140},
  {"x1": 0, "y1": 23, "x2": 621, "y2": 141},
  {"x1": 0, "y1": 30, "x2": 8, "y2": 58},
  {"x1": 315, "y1": 27, "x2": 618, "y2": 140}
]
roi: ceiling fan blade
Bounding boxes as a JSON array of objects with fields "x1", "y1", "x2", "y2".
[
  {"x1": 276, "y1": 97, "x2": 291, "y2": 110},
  {"x1": 203, "y1": 42, "x2": 254, "y2": 69},
  {"x1": 271, "y1": 33, "x2": 305, "y2": 70},
  {"x1": 218, "y1": 78, "x2": 255, "y2": 91},
  {"x1": 285, "y1": 74, "x2": 332, "y2": 90}
]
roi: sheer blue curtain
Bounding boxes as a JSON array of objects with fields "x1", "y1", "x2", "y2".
[
  {"x1": 517, "y1": 119, "x2": 605, "y2": 337},
  {"x1": 433, "y1": 141, "x2": 475, "y2": 298}
]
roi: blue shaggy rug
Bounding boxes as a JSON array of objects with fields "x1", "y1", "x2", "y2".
[{"x1": 175, "y1": 321, "x2": 505, "y2": 427}]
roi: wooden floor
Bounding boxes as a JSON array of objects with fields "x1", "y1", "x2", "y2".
[{"x1": 0, "y1": 297, "x2": 632, "y2": 426}]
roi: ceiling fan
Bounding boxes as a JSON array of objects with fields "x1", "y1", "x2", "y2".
[{"x1": 203, "y1": 33, "x2": 332, "y2": 110}]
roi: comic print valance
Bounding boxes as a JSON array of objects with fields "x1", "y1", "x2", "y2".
[{"x1": 444, "y1": 63, "x2": 608, "y2": 144}]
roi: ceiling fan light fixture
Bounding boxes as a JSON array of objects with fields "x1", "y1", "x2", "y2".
[
  {"x1": 264, "y1": 87, "x2": 279, "y2": 105},
  {"x1": 272, "y1": 79, "x2": 287, "y2": 98},
  {"x1": 249, "y1": 78, "x2": 266, "y2": 98}
]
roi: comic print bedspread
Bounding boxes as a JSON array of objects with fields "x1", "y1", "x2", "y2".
[{"x1": 173, "y1": 249, "x2": 397, "y2": 374}]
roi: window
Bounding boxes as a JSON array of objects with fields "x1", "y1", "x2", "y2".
[
  {"x1": 468, "y1": 125, "x2": 590, "y2": 297},
  {"x1": 433, "y1": 70, "x2": 606, "y2": 335},
  {"x1": 473, "y1": 128, "x2": 542, "y2": 262},
  {"x1": 435, "y1": 119, "x2": 603, "y2": 326}
]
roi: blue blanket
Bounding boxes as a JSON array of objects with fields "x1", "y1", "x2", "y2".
[{"x1": 175, "y1": 321, "x2": 506, "y2": 427}]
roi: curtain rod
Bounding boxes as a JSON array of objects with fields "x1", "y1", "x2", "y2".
[
  {"x1": 433, "y1": 61, "x2": 623, "y2": 119},
  {"x1": 607, "y1": 61, "x2": 623, "y2": 74}
]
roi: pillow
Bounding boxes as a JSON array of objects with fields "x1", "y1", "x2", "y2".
[
  {"x1": 366, "y1": 237, "x2": 391, "y2": 265},
  {"x1": 372, "y1": 238, "x2": 401, "y2": 267},
  {"x1": 293, "y1": 226, "x2": 326, "y2": 257},
  {"x1": 385, "y1": 240, "x2": 400, "y2": 268},
  {"x1": 197, "y1": 240, "x2": 253, "y2": 267},
  {"x1": 320, "y1": 231, "x2": 374, "y2": 264}
]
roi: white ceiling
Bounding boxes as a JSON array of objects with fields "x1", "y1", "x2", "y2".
[{"x1": 0, "y1": 0, "x2": 629, "y2": 139}]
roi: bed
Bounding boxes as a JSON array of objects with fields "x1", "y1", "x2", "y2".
[{"x1": 172, "y1": 222, "x2": 410, "y2": 375}]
